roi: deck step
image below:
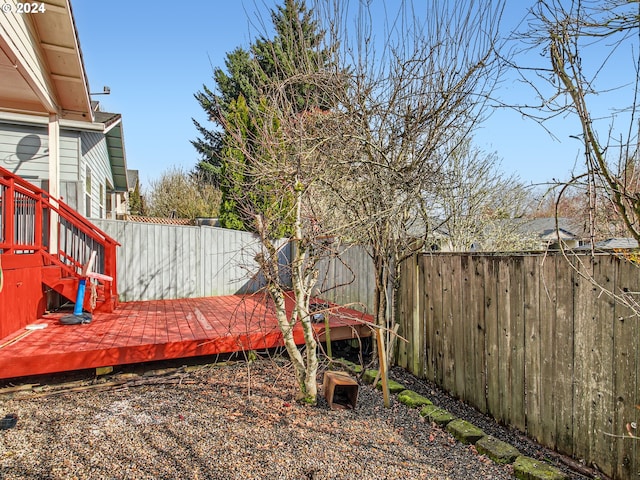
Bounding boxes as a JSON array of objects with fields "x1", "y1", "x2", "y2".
[
  {"x1": 41, "y1": 266, "x2": 112, "y2": 313},
  {"x1": 41, "y1": 266, "x2": 77, "y2": 302}
]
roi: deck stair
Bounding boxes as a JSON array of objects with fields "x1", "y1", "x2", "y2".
[{"x1": 0, "y1": 166, "x2": 119, "y2": 336}]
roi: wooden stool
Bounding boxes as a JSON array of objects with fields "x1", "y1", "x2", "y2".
[{"x1": 323, "y1": 371, "x2": 359, "y2": 409}]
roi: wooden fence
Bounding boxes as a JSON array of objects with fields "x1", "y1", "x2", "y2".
[
  {"x1": 315, "y1": 244, "x2": 375, "y2": 313},
  {"x1": 397, "y1": 252, "x2": 640, "y2": 480},
  {"x1": 91, "y1": 219, "x2": 373, "y2": 306},
  {"x1": 80, "y1": 220, "x2": 640, "y2": 477},
  {"x1": 92, "y1": 219, "x2": 290, "y2": 302}
]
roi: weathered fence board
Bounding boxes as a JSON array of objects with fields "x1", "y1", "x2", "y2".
[
  {"x1": 593, "y1": 255, "x2": 616, "y2": 476},
  {"x1": 470, "y1": 257, "x2": 487, "y2": 412},
  {"x1": 554, "y1": 254, "x2": 575, "y2": 452},
  {"x1": 441, "y1": 255, "x2": 458, "y2": 396},
  {"x1": 431, "y1": 254, "x2": 445, "y2": 387},
  {"x1": 396, "y1": 257, "x2": 409, "y2": 369},
  {"x1": 398, "y1": 252, "x2": 640, "y2": 480},
  {"x1": 496, "y1": 258, "x2": 512, "y2": 424},
  {"x1": 484, "y1": 258, "x2": 500, "y2": 418},
  {"x1": 412, "y1": 256, "x2": 423, "y2": 378},
  {"x1": 614, "y1": 259, "x2": 638, "y2": 479},
  {"x1": 452, "y1": 255, "x2": 466, "y2": 401},
  {"x1": 572, "y1": 255, "x2": 595, "y2": 462},
  {"x1": 539, "y1": 255, "x2": 558, "y2": 449},
  {"x1": 510, "y1": 257, "x2": 526, "y2": 433},
  {"x1": 523, "y1": 255, "x2": 542, "y2": 442},
  {"x1": 422, "y1": 255, "x2": 435, "y2": 380},
  {"x1": 460, "y1": 256, "x2": 473, "y2": 405}
]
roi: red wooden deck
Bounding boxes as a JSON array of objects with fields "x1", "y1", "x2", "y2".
[{"x1": 0, "y1": 293, "x2": 373, "y2": 380}]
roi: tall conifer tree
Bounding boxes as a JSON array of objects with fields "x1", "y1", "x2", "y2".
[{"x1": 192, "y1": 0, "x2": 330, "y2": 232}]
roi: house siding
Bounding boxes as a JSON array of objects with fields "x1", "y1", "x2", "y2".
[
  {"x1": 60, "y1": 130, "x2": 80, "y2": 182},
  {"x1": 81, "y1": 131, "x2": 114, "y2": 218},
  {"x1": 0, "y1": 122, "x2": 80, "y2": 185},
  {"x1": 0, "y1": 121, "x2": 116, "y2": 219},
  {"x1": 0, "y1": 123, "x2": 48, "y2": 179}
]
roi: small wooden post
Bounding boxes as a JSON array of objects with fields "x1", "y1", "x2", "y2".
[
  {"x1": 324, "y1": 314, "x2": 332, "y2": 359},
  {"x1": 376, "y1": 328, "x2": 390, "y2": 407}
]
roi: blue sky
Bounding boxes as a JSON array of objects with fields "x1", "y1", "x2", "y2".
[{"x1": 71, "y1": 1, "x2": 633, "y2": 191}]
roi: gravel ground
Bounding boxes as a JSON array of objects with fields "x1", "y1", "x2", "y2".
[
  {"x1": 390, "y1": 367, "x2": 590, "y2": 480},
  {"x1": 0, "y1": 357, "x2": 519, "y2": 480}
]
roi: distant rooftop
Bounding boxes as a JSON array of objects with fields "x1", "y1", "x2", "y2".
[
  {"x1": 127, "y1": 170, "x2": 139, "y2": 190},
  {"x1": 595, "y1": 238, "x2": 639, "y2": 250},
  {"x1": 517, "y1": 217, "x2": 587, "y2": 240}
]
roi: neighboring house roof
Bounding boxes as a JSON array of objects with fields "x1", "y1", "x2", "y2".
[
  {"x1": 595, "y1": 238, "x2": 639, "y2": 250},
  {"x1": 127, "y1": 170, "x2": 139, "y2": 191},
  {"x1": 0, "y1": 0, "x2": 93, "y2": 121},
  {"x1": 401, "y1": 214, "x2": 587, "y2": 252},
  {"x1": 93, "y1": 110, "x2": 121, "y2": 128},
  {"x1": 515, "y1": 217, "x2": 586, "y2": 242},
  {"x1": 95, "y1": 111, "x2": 128, "y2": 191}
]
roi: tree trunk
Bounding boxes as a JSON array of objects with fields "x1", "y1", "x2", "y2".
[
  {"x1": 267, "y1": 284, "x2": 307, "y2": 389},
  {"x1": 291, "y1": 185, "x2": 318, "y2": 403},
  {"x1": 256, "y1": 189, "x2": 319, "y2": 404}
]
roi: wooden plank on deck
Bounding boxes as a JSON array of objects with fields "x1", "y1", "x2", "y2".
[{"x1": 0, "y1": 294, "x2": 373, "y2": 380}]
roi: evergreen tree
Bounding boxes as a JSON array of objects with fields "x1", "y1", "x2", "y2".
[
  {"x1": 191, "y1": 0, "x2": 331, "y2": 231},
  {"x1": 192, "y1": 48, "x2": 258, "y2": 186},
  {"x1": 128, "y1": 177, "x2": 145, "y2": 216},
  {"x1": 217, "y1": 95, "x2": 251, "y2": 231}
]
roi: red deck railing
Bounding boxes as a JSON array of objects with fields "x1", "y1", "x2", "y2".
[{"x1": 0, "y1": 165, "x2": 119, "y2": 307}]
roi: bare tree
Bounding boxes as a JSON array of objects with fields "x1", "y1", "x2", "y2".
[
  {"x1": 429, "y1": 137, "x2": 537, "y2": 252},
  {"x1": 212, "y1": 0, "x2": 350, "y2": 404},
  {"x1": 513, "y1": 0, "x2": 640, "y2": 244},
  {"x1": 211, "y1": 0, "x2": 505, "y2": 400},
  {"x1": 145, "y1": 167, "x2": 221, "y2": 220},
  {"x1": 221, "y1": 93, "x2": 347, "y2": 404},
  {"x1": 314, "y1": 0, "x2": 506, "y2": 343},
  {"x1": 512, "y1": 4, "x2": 640, "y2": 471},
  {"x1": 510, "y1": 0, "x2": 640, "y2": 332}
]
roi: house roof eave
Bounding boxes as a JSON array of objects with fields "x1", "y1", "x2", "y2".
[
  {"x1": 104, "y1": 120, "x2": 128, "y2": 192},
  {"x1": 0, "y1": 0, "x2": 93, "y2": 121}
]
